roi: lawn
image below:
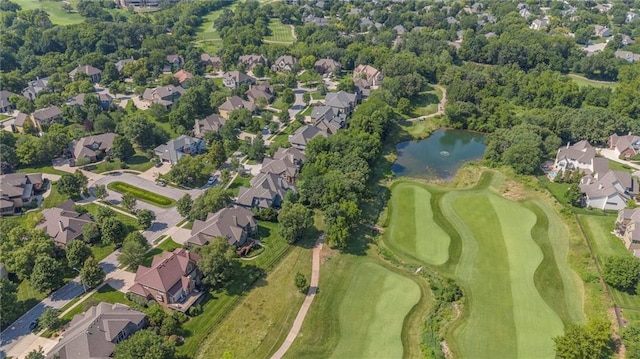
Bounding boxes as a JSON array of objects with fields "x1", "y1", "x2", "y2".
[
  {"x1": 42, "y1": 182, "x2": 69, "y2": 209},
  {"x1": 16, "y1": 164, "x2": 68, "y2": 176},
  {"x1": 87, "y1": 154, "x2": 154, "y2": 174},
  {"x1": 141, "y1": 238, "x2": 182, "y2": 267},
  {"x1": 405, "y1": 87, "x2": 442, "y2": 118},
  {"x1": 11, "y1": 0, "x2": 84, "y2": 25},
  {"x1": 608, "y1": 159, "x2": 634, "y2": 172},
  {"x1": 107, "y1": 181, "x2": 175, "y2": 208},
  {"x1": 83, "y1": 203, "x2": 141, "y2": 233},
  {"x1": 567, "y1": 73, "x2": 618, "y2": 89},
  {"x1": 265, "y1": 19, "x2": 295, "y2": 43},
  {"x1": 60, "y1": 284, "x2": 133, "y2": 321},
  {"x1": 396, "y1": 117, "x2": 441, "y2": 140},
  {"x1": 227, "y1": 174, "x2": 253, "y2": 196}
]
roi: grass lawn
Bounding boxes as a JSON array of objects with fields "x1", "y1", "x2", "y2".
[
  {"x1": 17, "y1": 279, "x2": 48, "y2": 314},
  {"x1": 141, "y1": 238, "x2": 183, "y2": 267},
  {"x1": 227, "y1": 174, "x2": 253, "y2": 196},
  {"x1": 405, "y1": 87, "x2": 442, "y2": 118},
  {"x1": 87, "y1": 154, "x2": 154, "y2": 174},
  {"x1": 83, "y1": 203, "x2": 141, "y2": 233},
  {"x1": 42, "y1": 182, "x2": 70, "y2": 209},
  {"x1": 90, "y1": 243, "x2": 116, "y2": 262},
  {"x1": 608, "y1": 159, "x2": 634, "y2": 172},
  {"x1": 396, "y1": 117, "x2": 440, "y2": 140},
  {"x1": 107, "y1": 181, "x2": 175, "y2": 208},
  {"x1": 16, "y1": 165, "x2": 68, "y2": 176},
  {"x1": 567, "y1": 73, "x2": 618, "y2": 89},
  {"x1": 11, "y1": 0, "x2": 84, "y2": 25},
  {"x1": 0, "y1": 114, "x2": 11, "y2": 121},
  {"x1": 265, "y1": 19, "x2": 295, "y2": 43},
  {"x1": 60, "y1": 284, "x2": 133, "y2": 321}
]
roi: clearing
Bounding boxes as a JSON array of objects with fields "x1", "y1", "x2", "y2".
[
  {"x1": 265, "y1": 19, "x2": 295, "y2": 44},
  {"x1": 567, "y1": 73, "x2": 618, "y2": 89},
  {"x1": 11, "y1": 0, "x2": 84, "y2": 25}
]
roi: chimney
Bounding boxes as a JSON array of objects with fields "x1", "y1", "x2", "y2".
[{"x1": 58, "y1": 221, "x2": 65, "y2": 232}]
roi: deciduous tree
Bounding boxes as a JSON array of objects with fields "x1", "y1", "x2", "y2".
[
  {"x1": 66, "y1": 240, "x2": 91, "y2": 269},
  {"x1": 81, "y1": 257, "x2": 105, "y2": 289},
  {"x1": 177, "y1": 194, "x2": 192, "y2": 218},
  {"x1": 602, "y1": 256, "x2": 640, "y2": 291},
  {"x1": 553, "y1": 318, "x2": 613, "y2": 359},
  {"x1": 137, "y1": 209, "x2": 155, "y2": 228},
  {"x1": 122, "y1": 193, "x2": 137, "y2": 213},
  {"x1": 113, "y1": 330, "x2": 176, "y2": 359},
  {"x1": 112, "y1": 136, "x2": 135, "y2": 161},
  {"x1": 278, "y1": 202, "x2": 313, "y2": 244},
  {"x1": 199, "y1": 237, "x2": 237, "y2": 286},
  {"x1": 30, "y1": 256, "x2": 64, "y2": 293}
]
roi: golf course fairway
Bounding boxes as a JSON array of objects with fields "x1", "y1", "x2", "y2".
[{"x1": 386, "y1": 172, "x2": 585, "y2": 358}]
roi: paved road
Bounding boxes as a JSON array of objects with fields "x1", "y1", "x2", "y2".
[
  {"x1": 288, "y1": 83, "x2": 311, "y2": 119},
  {"x1": 270, "y1": 236, "x2": 324, "y2": 359}
]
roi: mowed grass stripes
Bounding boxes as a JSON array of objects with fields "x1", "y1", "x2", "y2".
[{"x1": 107, "y1": 181, "x2": 175, "y2": 208}]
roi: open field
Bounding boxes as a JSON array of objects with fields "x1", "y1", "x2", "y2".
[
  {"x1": 107, "y1": 181, "x2": 175, "y2": 208},
  {"x1": 568, "y1": 73, "x2": 618, "y2": 89},
  {"x1": 11, "y1": 0, "x2": 84, "y2": 25},
  {"x1": 265, "y1": 19, "x2": 295, "y2": 43},
  {"x1": 384, "y1": 172, "x2": 584, "y2": 358}
]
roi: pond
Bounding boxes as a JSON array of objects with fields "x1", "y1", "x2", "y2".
[{"x1": 392, "y1": 129, "x2": 487, "y2": 181}]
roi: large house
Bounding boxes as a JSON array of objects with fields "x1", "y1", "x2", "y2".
[
  {"x1": 22, "y1": 77, "x2": 49, "y2": 100},
  {"x1": 246, "y1": 83, "x2": 274, "y2": 103},
  {"x1": 0, "y1": 173, "x2": 43, "y2": 216},
  {"x1": 289, "y1": 125, "x2": 329, "y2": 150},
  {"x1": 238, "y1": 54, "x2": 268, "y2": 71},
  {"x1": 154, "y1": 135, "x2": 205, "y2": 165},
  {"x1": 193, "y1": 114, "x2": 226, "y2": 138},
  {"x1": 580, "y1": 170, "x2": 638, "y2": 210},
  {"x1": 69, "y1": 65, "x2": 102, "y2": 83},
  {"x1": 0, "y1": 90, "x2": 16, "y2": 113},
  {"x1": 12, "y1": 112, "x2": 29, "y2": 134},
  {"x1": 37, "y1": 200, "x2": 93, "y2": 246},
  {"x1": 552, "y1": 140, "x2": 608, "y2": 179},
  {"x1": 46, "y1": 302, "x2": 146, "y2": 359},
  {"x1": 236, "y1": 172, "x2": 292, "y2": 209},
  {"x1": 115, "y1": 58, "x2": 135, "y2": 73},
  {"x1": 201, "y1": 53, "x2": 222, "y2": 71},
  {"x1": 32, "y1": 106, "x2": 63, "y2": 132},
  {"x1": 67, "y1": 93, "x2": 113, "y2": 110},
  {"x1": 218, "y1": 96, "x2": 255, "y2": 119},
  {"x1": 353, "y1": 64, "x2": 383, "y2": 88},
  {"x1": 128, "y1": 248, "x2": 203, "y2": 312},
  {"x1": 314, "y1": 58, "x2": 341, "y2": 74},
  {"x1": 142, "y1": 85, "x2": 185, "y2": 108},
  {"x1": 260, "y1": 147, "x2": 306, "y2": 183},
  {"x1": 173, "y1": 69, "x2": 193, "y2": 85},
  {"x1": 594, "y1": 25, "x2": 611, "y2": 37},
  {"x1": 609, "y1": 133, "x2": 640, "y2": 159},
  {"x1": 72, "y1": 133, "x2": 117, "y2": 163},
  {"x1": 324, "y1": 91, "x2": 357, "y2": 114},
  {"x1": 614, "y1": 50, "x2": 640, "y2": 63},
  {"x1": 166, "y1": 54, "x2": 185, "y2": 70},
  {"x1": 615, "y1": 208, "x2": 640, "y2": 257},
  {"x1": 272, "y1": 55, "x2": 298, "y2": 72},
  {"x1": 185, "y1": 206, "x2": 257, "y2": 247},
  {"x1": 222, "y1": 71, "x2": 256, "y2": 89}
]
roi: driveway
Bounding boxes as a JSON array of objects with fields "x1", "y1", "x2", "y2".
[
  {"x1": 106, "y1": 268, "x2": 136, "y2": 293},
  {"x1": 598, "y1": 148, "x2": 640, "y2": 171},
  {"x1": 138, "y1": 162, "x2": 172, "y2": 182}
]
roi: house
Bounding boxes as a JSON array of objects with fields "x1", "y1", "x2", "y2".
[
  {"x1": 393, "y1": 25, "x2": 406, "y2": 35},
  {"x1": 314, "y1": 58, "x2": 341, "y2": 74},
  {"x1": 580, "y1": 170, "x2": 638, "y2": 210},
  {"x1": 0, "y1": 173, "x2": 43, "y2": 216},
  {"x1": 72, "y1": 133, "x2": 117, "y2": 163},
  {"x1": 69, "y1": 65, "x2": 102, "y2": 83},
  {"x1": 173, "y1": 69, "x2": 193, "y2": 85},
  {"x1": 594, "y1": 25, "x2": 611, "y2": 38},
  {"x1": 615, "y1": 50, "x2": 640, "y2": 63},
  {"x1": 37, "y1": 200, "x2": 94, "y2": 246},
  {"x1": 304, "y1": 15, "x2": 328, "y2": 26},
  {"x1": 166, "y1": 54, "x2": 185, "y2": 70},
  {"x1": 154, "y1": 135, "x2": 205, "y2": 165},
  {"x1": 32, "y1": 106, "x2": 63, "y2": 132},
  {"x1": 609, "y1": 133, "x2": 640, "y2": 159},
  {"x1": 142, "y1": 85, "x2": 185, "y2": 108},
  {"x1": 446, "y1": 17, "x2": 459, "y2": 25},
  {"x1": 595, "y1": 4, "x2": 612, "y2": 13},
  {"x1": 615, "y1": 208, "x2": 640, "y2": 256},
  {"x1": 519, "y1": 8, "x2": 531, "y2": 18},
  {"x1": 236, "y1": 172, "x2": 292, "y2": 209},
  {"x1": 193, "y1": 114, "x2": 226, "y2": 138},
  {"x1": 185, "y1": 206, "x2": 257, "y2": 247},
  {"x1": 530, "y1": 18, "x2": 549, "y2": 30},
  {"x1": 222, "y1": 71, "x2": 256, "y2": 89},
  {"x1": 260, "y1": 147, "x2": 306, "y2": 183},
  {"x1": 46, "y1": 302, "x2": 146, "y2": 359},
  {"x1": 621, "y1": 35, "x2": 634, "y2": 46},
  {"x1": 22, "y1": 77, "x2": 49, "y2": 100},
  {"x1": 128, "y1": 248, "x2": 203, "y2": 312},
  {"x1": 626, "y1": 12, "x2": 638, "y2": 23},
  {"x1": 218, "y1": 96, "x2": 255, "y2": 119},
  {"x1": 67, "y1": 93, "x2": 113, "y2": 110},
  {"x1": 353, "y1": 64, "x2": 383, "y2": 88},
  {"x1": 201, "y1": 54, "x2": 222, "y2": 71},
  {"x1": 238, "y1": 54, "x2": 268, "y2": 71},
  {"x1": 289, "y1": 125, "x2": 329, "y2": 150},
  {"x1": 246, "y1": 83, "x2": 274, "y2": 103},
  {"x1": 12, "y1": 112, "x2": 29, "y2": 134},
  {"x1": 0, "y1": 91, "x2": 16, "y2": 113},
  {"x1": 115, "y1": 58, "x2": 135, "y2": 73},
  {"x1": 552, "y1": 140, "x2": 609, "y2": 179},
  {"x1": 324, "y1": 91, "x2": 357, "y2": 114},
  {"x1": 272, "y1": 55, "x2": 298, "y2": 72}
]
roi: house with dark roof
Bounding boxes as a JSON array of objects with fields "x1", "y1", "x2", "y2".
[
  {"x1": 69, "y1": 65, "x2": 102, "y2": 83},
  {"x1": 610, "y1": 133, "x2": 640, "y2": 159},
  {"x1": 218, "y1": 95, "x2": 255, "y2": 119},
  {"x1": 236, "y1": 172, "x2": 292, "y2": 209},
  {"x1": 12, "y1": 112, "x2": 29, "y2": 134},
  {"x1": 0, "y1": 173, "x2": 43, "y2": 216},
  {"x1": 22, "y1": 77, "x2": 49, "y2": 100},
  {"x1": 185, "y1": 206, "x2": 257, "y2": 247},
  {"x1": 32, "y1": 106, "x2": 63, "y2": 132},
  {"x1": 193, "y1": 114, "x2": 226, "y2": 138},
  {"x1": 201, "y1": 54, "x2": 222, "y2": 71},
  {"x1": 238, "y1": 55, "x2": 267, "y2": 71},
  {"x1": 37, "y1": 200, "x2": 93, "y2": 246},
  {"x1": 615, "y1": 208, "x2": 640, "y2": 257},
  {"x1": 260, "y1": 147, "x2": 305, "y2": 183},
  {"x1": 314, "y1": 58, "x2": 341, "y2": 74},
  {"x1": 289, "y1": 125, "x2": 329, "y2": 150},
  {"x1": 46, "y1": 302, "x2": 146, "y2": 359},
  {"x1": 142, "y1": 85, "x2": 185, "y2": 108},
  {"x1": 222, "y1": 71, "x2": 256, "y2": 89},
  {"x1": 128, "y1": 248, "x2": 203, "y2": 312},
  {"x1": 154, "y1": 135, "x2": 205, "y2": 165},
  {"x1": 246, "y1": 83, "x2": 274, "y2": 103},
  {"x1": 166, "y1": 54, "x2": 185, "y2": 70},
  {"x1": 324, "y1": 91, "x2": 357, "y2": 114},
  {"x1": 67, "y1": 93, "x2": 113, "y2": 110},
  {"x1": 173, "y1": 69, "x2": 193, "y2": 85},
  {"x1": 72, "y1": 133, "x2": 117, "y2": 163},
  {"x1": 272, "y1": 55, "x2": 298, "y2": 72},
  {"x1": 0, "y1": 90, "x2": 16, "y2": 113},
  {"x1": 304, "y1": 14, "x2": 328, "y2": 26},
  {"x1": 580, "y1": 170, "x2": 638, "y2": 210}
]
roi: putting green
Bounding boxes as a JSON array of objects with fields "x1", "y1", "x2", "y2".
[
  {"x1": 388, "y1": 183, "x2": 451, "y2": 265},
  {"x1": 329, "y1": 262, "x2": 421, "y2": 359}
]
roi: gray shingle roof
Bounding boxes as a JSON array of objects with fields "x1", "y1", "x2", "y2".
[{"x1": 186, "y1": 206, "x2": 256, "y2": 246}]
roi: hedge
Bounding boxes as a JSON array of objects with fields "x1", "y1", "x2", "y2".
[{"x1": 107, "y1": 181, "x2": 175, "y2": 208}]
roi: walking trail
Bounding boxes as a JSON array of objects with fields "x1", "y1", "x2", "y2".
[
  {"x1": 270, "y1": 235, "x2": 324, "y2": 359},
  {"x1": 407, "y1": 84, "x2": 447, "y2": 121}
]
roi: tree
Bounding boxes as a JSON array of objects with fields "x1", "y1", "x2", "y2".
[
  {"x1": 122, "y1": 193, "x2": 137, "y2": 213},
  {"x1": 66, "y1": 240, "x2": 91, "y2": 269},
  {"x1": 566, "y1": 185, "x2": 583, "y2": 207},
  {"x1": 553, "y1": 318, "x2": 613, "y2": 359},
  {"x1": 0, "y1": 279, "x2": 19, "y2": 328},
  {"x1": 57, "y1": 171, "x2": 88, "y2": 197},
  {"x1": 112, "y1": 136, "x2": 135, "y2": 161},
  {"x1": 100, "y1": 217, "x2": 126, "y2": 246},
  {"x1": 119, "y1": 239, "x2": 149, "y2": 269},
  {"x1": 113, "y1": 330, "x2": 176, "y2": 359},
  {"x1": 81, "y1": 257, "x2": 105, "y2": 289},
  {"x1": 622, "y1": 323, "x2": 640, "y2": 359},
  {"x1": 247, "y1": 133, "x2": 265, "y2": 161},
  {"x1": 94, "y1": 184, "x2": 108, "y2": 200},
  {"x1": 199, "y1": 237, "x2": 237, "y2": 286},
  {"x1": 281, "y1": 88, "x2": 295, "y2": 105},
  {"x1": 25, "y1": 347, "x2": 45, "y2": 359},
  {"x1": 30, "y1": 256, "x2": 64, "y2": 293},
  {"x1": 82, "y1": 222, "x2": 101, "y2": 244},
  {"x1": 177, "y1": 194, "x2": 192, "y2": 218},
  {"x1": 137, "y1": 209, "x2": 155, "y2": 228},
  {"x1": 38, "y1": 308, "x2": 61, "y2": 331},
  {"x1": 294, "y1": 272, "x2": 307, "y2": 293},
  {"x1": 325, "y1": 200, "x2": 361, "y2": 248},
  {"x1": 602, "y1": 256, "x2": 640, "y2": 291},
  {"x1": 278, "y1": 202, "x2": 313, "y2": 244},
  {"x1": 190, "y1": 187, "x2": 232, "y2": 221}
]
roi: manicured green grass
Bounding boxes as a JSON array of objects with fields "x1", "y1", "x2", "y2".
[
  {"x1": 141, "y1": 238, "x2": 182, "y2": 267},
  {"x1": 608, "y1": 159, "x2": 633, "y2": 172},
  {"x1": 17, "y1": 165, "x2": 68, "y2": 176},
  {"x1": 0, "y1": 114, "x2": 11, "y2": 121},
  {"x1": 386, "y1": 182, "x2": 450, "y2": 265},
  {"x1": 83, "y1": 203, "x2": 141, "y2": 233},
  {"x1": 88, "y1": 154, "x2": 154, "y2": 174},
  {"x1": 567, "y1": 73, "x2": 618, "y2": 89},
  {"x1": 406, "y1": 87, "x2": 442, "y2": 118},
  {"x1": 107, "y1": 181, "x2": 175, "y2": 208},
  {"x1": 227, "y1": 174, "x2": 253, "y2": 196},
  {"x1": 61, "y1": 284, "x2": 132, "y2": 321},
  {"x1": 42, "y1": 182, "x2": 70, "y2": 209},
  {"x1": 396, "y1": 117, "x2": 440, "y2": 140},
  {"x1": 90, "y1": 243, "x2": 116, "y2": 262},
  {"x1": 265, "y1": 19, "x2": 295, "y2": 43},
  {"x1": 11, "y1": 0, "x2": 84, "y2": 25}
]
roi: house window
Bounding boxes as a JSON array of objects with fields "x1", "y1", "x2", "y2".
[
  {"x1": 115, "y1": 330, "x2": 127, "y2": 343},
  {"x1": 156, "y1": 294, "x2": 164, "y2": 302},
  {"x1": 92, "y1": 143, "x2": 100, "y2": 150}
]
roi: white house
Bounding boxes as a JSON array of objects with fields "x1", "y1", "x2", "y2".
[{"x1": 580, "y1": 170, "x2": 638, "y2": 210}]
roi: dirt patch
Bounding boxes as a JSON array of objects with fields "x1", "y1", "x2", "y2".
[
  {"x1": 500, "y1": 179, "x2": 527, "y2": 201},
  {"x1": 319, "y1": 245, "x2": 336, "y2": 265},
  {"x1": 449, "y1": 165, "x2": 484, "y2": 189}
]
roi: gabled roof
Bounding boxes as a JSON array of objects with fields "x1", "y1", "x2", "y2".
[
  {"x1": 142, "y1": 85, "x2": 185, "y2": 103},
  {"x1": 33, "y1": 106, "x2": 62, "y2": 121},
  {"x1": 223, "y1": 71, "x2": 255, "y2": 84},
  {"x1": 69, "y1": 65, "x2": 102, "y2": 77},
  {"x1": 73, "y1": 133, "x2": 117, "y2": 160},
  {"x1": 289, "y1": 125, "x2": 328, "y2": 148},
  {"x1": 37, "y1": 200, "x2": 93, "y2": 246},
  {"x1": 166, "y1": 54, "x2": 184, "y2": 64},
  {"x1": 246, "y1": 83, "x2": 274, "y2": 102},
  {"x1": 201, "y1": 53, "x2": 222, "y2": 65},
  {"x1": 194, "y1": 114, "x2": 226, "y2": 138},
  {"x1": 324, "y1": 91, "x2": 356, "y2": 110},
  {"x1": 261, "y1": 147, "x2": 305, "y2": 178},
  {"x1": 238, "y1": 55, "x2": 267, "y2": 67},
  {"x1": 173, "y1": 69, "x2": 193, "y2": 84},
  {"x1": 46, "y1": 302, "x2": 146, "y2": 359},
  {"x1": 132, "y1": 248, "x2": 200, "y2": 293},
  {"x1": 115, "y1": 58, "x2": 135, "y2": 73},
  {"x1": 0, "y1": 173, "x2": 42, "y2": 198},
  {"x1": 186, "y1": 206, "x2": 256, "y2": 246},
  {"x1": 236, "y1": 172, "x2": 292, "y2": 208},
  {"x1": 219, "y1": 95, "x2": 255, "y2": 112},
  {"x1": 154, "y1": 135, "x2": 204, "y2": 164}
]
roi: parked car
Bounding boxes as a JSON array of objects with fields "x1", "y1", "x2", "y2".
[
  {"x1": 207, "y1": 176, "x2": 217, "y2": 186},
  {"x1": 155, "y1": 180, "x2": 166, "y2": 187},
  {"x1": 29, "y1": 318, "x2": 39, "y2": 331}
]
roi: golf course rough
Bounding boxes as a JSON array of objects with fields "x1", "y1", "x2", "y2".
[{"x1": 386, "y1": 174, "x2": 585, "y2": 358}]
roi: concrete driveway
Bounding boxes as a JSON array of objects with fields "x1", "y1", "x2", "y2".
[
  {"x1": 106, "y1": 268, "x2": 136, "y2": 293},
  {"x1": 138, "y1": 162, "x2": 172, "y2": 182}
]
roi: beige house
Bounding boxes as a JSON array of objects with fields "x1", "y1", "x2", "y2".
[
  {"x1": 353, "y1": 64, "x2": 383, "y2": 87},
  {"x1": 615, "y1": 208, "x2": 640, "y2": 257},
  {"x1": 37, "y1": 200, "x2": 93, "y2": 246},
  {"x1": 0, "y1": 173, "x2": 43, "y2": 216}
]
